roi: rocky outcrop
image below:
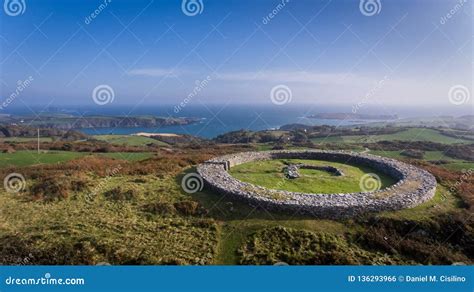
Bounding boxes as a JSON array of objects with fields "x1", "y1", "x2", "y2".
[
  {"x1": 283, "y1": 164, "x2": 300, "y2": 179},
  {"x1": 283, "y1": 163, "x2": 344, "y2": 179},
  {"x1": 197, "y1": 150, "x2": 437, "y2": 219}
]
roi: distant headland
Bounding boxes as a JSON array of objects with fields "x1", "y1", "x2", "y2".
[
  {"x1": 307, "y1": 113, "x2": 398, "y2": 120},
  {"x1": 0, "y1": 114, "x2": 201, "y2": 130}
]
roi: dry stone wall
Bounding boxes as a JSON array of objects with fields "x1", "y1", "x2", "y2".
[{"x1": 196, "y1": 150, "x2": 437, "y2": 219}]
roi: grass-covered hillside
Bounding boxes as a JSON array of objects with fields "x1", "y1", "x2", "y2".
[{"x1": 0, "y1": 125, "x2": 473, "y2": 265}]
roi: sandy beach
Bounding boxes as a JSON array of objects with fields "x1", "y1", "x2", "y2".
[{"x1": 132, "y1": 132, "x2": 180, "y2": 137}]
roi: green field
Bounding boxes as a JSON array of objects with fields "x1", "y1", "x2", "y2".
[
  {"x1": 312, "y1": 128, "x2": 471, "y2": 144},
  {"x1": 0, "y1": 137, "x2": 54, "y2": 143},
  {"x1": 230, "y1": 159, "x2": 396, "y2": 194},
  {"x1": 368, "y1": 150, "x2": 458, "y2": 160},
  {"x1": 0, "y1": 151, "x2": 154, "y2": 167},
  {"x1": 368, "y1": 150, "x2": 473, "y2": 171},
  {"x1": 93, "y1": 135, "x2": 168, "y2": 146}
]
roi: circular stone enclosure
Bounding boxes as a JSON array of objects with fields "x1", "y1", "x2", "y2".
[{"x1": 197, "y1": 150, "x2": 437, "y2": 219}]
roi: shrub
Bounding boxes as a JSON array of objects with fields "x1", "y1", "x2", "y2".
[
  {"x1": 400, "y1": 149, "x2": 425, "y2": 159},
  {"x1": 444, "y1": 145, "x2": 474, "y2": 161},
  {"x1": 356, "y1": 215, "x2": 472, "y2": 265},
  {"x1": 238, "y1": 226, "x2": 382, "y2": 265},
  {"x1": 191, "y1": 219, "x2": 217, "y2": 229},
  {"x1": 130, "y1": 178, "x2": 147, "y2": 183},
  {"x1": 69, "y1": 174, "x2": 90, "y2": 192},
  {"x1": 142, "y1": 202, "x2": 176, "y2": 215},
  {"x1": 160, "y1": 258, "x2": 187, "y2": 265},
  {"x1": 104, "y1": 187, "x2": 138, "y2": 201},
  {"x1": 0, "y1": 234, "x2": 105, "y2": 265},
  {"x1": 61, "y1": 143, "x2": 73, "y2": 151},
  {"x1": 173, "y1": 200, "x2": 207, "y2": 216},
  {"x1": 272, "y1": 144, "x2": 285, "y2": 150},
  {"x1": 30, "y1": 175, "x2": 71, "y2": 201},
  {"x1": 3, "y1": 148, "x2": 15, "y2": 153}
]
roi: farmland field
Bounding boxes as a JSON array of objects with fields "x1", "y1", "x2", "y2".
[
  {"x1": 311, "y1": 128, "x2": 471, "y2": 144},
  {"x1": 0, "y1": 150, "x2": 154, "y2": 167},
  {"x1": 93, "y1": 135, "x2": 168, "y2": 146}
]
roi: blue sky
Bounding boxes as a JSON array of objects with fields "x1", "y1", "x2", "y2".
[{"x1": 0, "y1": 0, "x2": 472, "y2": 109}]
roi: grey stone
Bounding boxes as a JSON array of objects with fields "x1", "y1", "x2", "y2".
[{"x1": 197, "y1": 150, "x2": 437, "y2": 219}]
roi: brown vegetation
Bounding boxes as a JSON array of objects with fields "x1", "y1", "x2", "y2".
[
  {"x1": 356, "y1": 214, "x2": 473, "y2": 264},
  {"x1": 142, "y1": 202, "x2": 177, "y2": 215},
  {"x1": 353, "y1": 159, "x2": 474, "y2": 265},
  {"x1": 173, "y1": 200, "x2": 207, "y2": 216},
  {"x1": 104, "y1": 186, "x2": 139, "y2": 201},
  {"x1": 238, "y1": 226, "x2": 405, "y2": 265},
  {"x1": 29, "y1": 174, "x2": 90, "y2": 202},
  {"x1": 411, "y1": 161, "x2": 473, "y2": 210}
]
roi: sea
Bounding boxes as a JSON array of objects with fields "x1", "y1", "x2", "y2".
[{"x1": 6, "y1": 104, "x2": 471, "y2": 139}]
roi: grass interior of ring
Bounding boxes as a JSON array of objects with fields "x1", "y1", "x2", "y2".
[{"x1": 230, "y1": 159, "x2": 395, "y2": 194}]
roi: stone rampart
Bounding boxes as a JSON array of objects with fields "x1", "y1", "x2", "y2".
[{"x1": 197, "y1": 150, "x2": 437, "y2": 219}]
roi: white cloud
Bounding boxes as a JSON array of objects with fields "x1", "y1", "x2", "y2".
[
  {"x1": 124, "y1": 68, "x2": 461, "y2": 106},
  {"x1": 216, "y1": 70, "x2": 376, "y2": 86},
  {"x1": 127, "y1": 68, "x2": 185, "y2": 77},
  {"x1": 212, "y1": 70, "x2": 456, "y2": 105}
]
